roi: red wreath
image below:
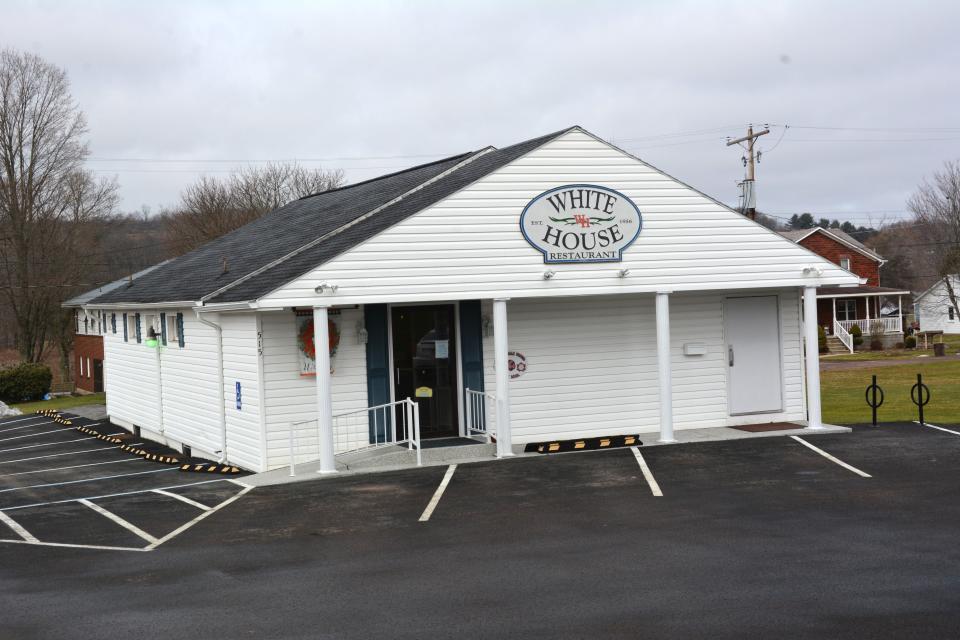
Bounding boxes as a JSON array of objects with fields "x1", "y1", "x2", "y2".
[{"x1": 298, "y1": 317, "x2": 340, "y2": 361}]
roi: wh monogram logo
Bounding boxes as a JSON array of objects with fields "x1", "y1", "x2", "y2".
[{"x1": 520, "y1": 184, "x2": 643, "y2": 264}]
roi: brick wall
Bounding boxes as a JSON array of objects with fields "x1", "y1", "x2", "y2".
[
  {"x1": 74, "y1": 334, "x2": 104, "y2": 393},
  {"x1": 798, "y1": 231, "x2": 881, "y2": 285}
]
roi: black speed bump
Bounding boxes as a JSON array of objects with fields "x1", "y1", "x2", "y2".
[
  {"x1": 525, "y1": 434, "x2": 642, "y2": 454},
  {"x1": 180, "y1": 462, "x2": 242, "y2": 474}
]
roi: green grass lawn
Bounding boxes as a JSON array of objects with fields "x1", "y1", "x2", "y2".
[
  {"x1": 11, "y1": 392, "x2": 106, "y2": 414},
  {"x1": 822, "y1": 360, "x2": 960, "y2": 425}
]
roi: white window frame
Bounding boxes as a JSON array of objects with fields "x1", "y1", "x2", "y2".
[
  {"x1": 166, "y1": 314, "x2": 182, "y2": 348},
  {"x1": 126, "y1": 314, "x2": 138, "y2": 341},
  {"x1": 839, "y1": 257, "x2": 851, "y2": 271},
  {"x1": 79, "y1": 357, "x2": 84, "y2": 377},
  {"x1": 836, "y1": 299, "x2": 857, "y2": 322}
]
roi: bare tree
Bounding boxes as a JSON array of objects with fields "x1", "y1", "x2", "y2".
[
  {"x1": 0, "y1": 49, "x2": 118, "y2": 365},
  {"x1": 164, "y1": 163, "x2": 344, "y2": 254},
  {"x1": 908, "y1": 160, "x2": 960, "y2": 320}
]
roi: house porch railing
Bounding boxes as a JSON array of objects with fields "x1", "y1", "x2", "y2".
[
  {"x1": 836, "y1": 317, "x2": 902, "y2": 335},
  {"x1": 832, "y1": 320, "x2": 855, "y2": 353}
]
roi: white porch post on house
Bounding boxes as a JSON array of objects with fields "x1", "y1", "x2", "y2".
[
  {"x1": 493, "y1": 298, "x2": 514, "y2": 457},
  {"x1": 898, "y1": 295, "x2": 903, "y2": 331},
  {"x1": 831, "y1": 298, "x2": 836, "y2": 334},
  {"x1": 803, "y1": 286, "x2": 824, "y2": 429},
  {"x1": 656, "y1": 292, "x2": 675, "y2": 443},
  {"x1": 313, "y1": 305, "x2": 337, "y2": 473}
]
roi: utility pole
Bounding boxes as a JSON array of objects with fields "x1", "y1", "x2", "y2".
[{"x1": 727, "y1": 125, "x2": 770, "y2": 221}]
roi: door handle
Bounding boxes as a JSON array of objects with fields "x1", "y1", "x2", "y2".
[{"x1": 728, "y1": 345, "x2": 734, "y2": 367}]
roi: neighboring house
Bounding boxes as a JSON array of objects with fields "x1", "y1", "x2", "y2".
[
  {"x1": 779, "y1": 227, "x2": 911, "y2": 352},
  {"x1": 68, "y1": 126, "x2": 858, "y2": 473},
  {"x1": 62, "y1": 264, "x2": 167, "y2": 392},
  {"x1": 914, "y1": 275, "x2": 960, "y2": 335}
]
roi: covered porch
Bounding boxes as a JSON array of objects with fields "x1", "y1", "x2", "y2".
[
  {"x1": 818, "y1": 286, "x2": 911, "y2": 353},
  {"x1": 287, "y1": 285, "x2": 829, "y2": 474}
]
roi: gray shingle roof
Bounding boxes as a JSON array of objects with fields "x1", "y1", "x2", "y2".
[
  {"x1": 91, "y1": 128, "x2": 571, "y2": 306},
  {"x1": 62, "y1": 261, "x2": 170, "y2": 307}
]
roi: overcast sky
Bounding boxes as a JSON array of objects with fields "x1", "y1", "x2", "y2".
[{"x1": 4, "y1": 0, "x2": 958, "y2": 227}]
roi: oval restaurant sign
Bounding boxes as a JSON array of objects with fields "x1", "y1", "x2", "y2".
[{"x1": 520, "y1": 184, "x2": 642, "y2": 264}]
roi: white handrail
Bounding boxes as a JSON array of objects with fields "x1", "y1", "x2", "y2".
[
  {"x1": 288, "y1": 398, "x2": 421, "y2": 476},
  {"x1": 465, "y1": 388, "x2": 496, "y2": 442},
  {"x1": 832, "y1": 320, "x2": 854, "y2": 354}
]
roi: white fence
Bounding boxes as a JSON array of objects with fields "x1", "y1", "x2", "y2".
[
  {"x1": 288, "y1": 398, "x2": 421, "y2": 475},
  {"x1": 464, "y1": 388, "x2": 495, "y2": 442},
  {"x1": 836, "y1": 317, "x2": 902, "y2": 335}
]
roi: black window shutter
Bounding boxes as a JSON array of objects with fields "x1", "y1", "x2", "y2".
[
  {"x1": 160, "y1": 313, "x2": 167, "y2": 345},
  {"x1": 135, "y1": 313, "x2": 142, "y2": 343},
  {"x1": 123, "y1": 313, "x2": 128, "y2": 342},
  {"x1": 176, "y1": 313, "x2": 185, "y2": 347},
  {"x1": 111, "y1": 313, "x2": 116, "y2": 334}
]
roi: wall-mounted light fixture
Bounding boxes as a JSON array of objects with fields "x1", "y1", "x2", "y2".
[
  {"x1": 802, "y1": 266, "x2": 824, "y2": 277},
  {"x1": 618, "y1": 268, "x2": 631, "y2": 278},
  {"x1": 543, "y1": 269, "x2": 556, "y2": 280},
  {"x1": 356, "y1": 322, "x2": 368, "y2": 345},
  {"x1": 315, "y1": 281, "x2": 339, "y2": 294}
]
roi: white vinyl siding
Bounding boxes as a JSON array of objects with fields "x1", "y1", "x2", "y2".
[
  {"x1": 260, "y1": 129, "x2": 857, "y2": 308},
  {"x1": 105, "y1": 309, "x2": 266, "y2": 470},
  {"x1": 220, "y1": 314, "x2": 263, "y2": 471},
  {"x1": 915, "y1": 277, "x2": 960, "y2": 334},
  {"x1": 260, "y1": 307, "x2": 368, "y2": 470},
  {"x1": 480, "y1": 289, "x2": 805, "y2": 443}
]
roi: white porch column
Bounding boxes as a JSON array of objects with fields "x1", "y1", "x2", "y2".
[
  {"x1": 313, "y1": 305, "x2": 337, "y2": 473},
  {"x1": 898, "y1": 295, "x2": 903, "y2": 331},
  {"x1": 831, "y1": 298, "x2": 836, "y2": 333},
  {"x1": 803, "y1": 286, "x2": 824, "y2": 429},
  {"x1": 656, "y1": 292, "x2": 675, "y2": 443},
  {"x1": 493, "y1": 298, "x2": 514, "y2": 457}
]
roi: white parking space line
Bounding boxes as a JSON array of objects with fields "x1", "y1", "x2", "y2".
[
  {"x1": 0, "y1": 443, "x2": 144, "y2": 467},
  {"x1": 79, "y1": 499, "x2": 159, "y2": 544},
  {"x1": 630, "y1": 446, "x2": 663, "y2": 497},
  {"x1": 0, "y1": 416, "x2": 53, "y2": 427},
  {"x1": 914, "y1": 421, "x2": 960, "y2": 437},
  {"x1": 0, "y1": 510, "x2": 38, "y2": 542},
  {"x1": 0, "y1": 421, "x2": 65, "y2": 433},
  {"x1": 791, "y1": 436, "x2": 872, "y2": 478},
  {"x1": 145, "y1": 484, "x2": 254, "y2": 551},
  {"x1": 152, "y1": 489, "x2": 210, "y2": 511},
  {"x1": 0, "y1": 429, "x2": 80, "y2": 443},
  {"x1": 1, "y1": 458, "x2": 140, "y2": 478},
  {"x1": 0, "y1": 433, "x2": 125, "y2": 455},
  {"x1": 419, "y1": 464, "x2": 457, "y2": 522},
  {"x1": 0, "y1": 538, "x2": 148, "y2": 553},
  {"x1": 0, "y1": 466, "x2": 177, "y2": 495},
  {"x1": 0, "y1": 478, "x2": 237, "y2": 512}
]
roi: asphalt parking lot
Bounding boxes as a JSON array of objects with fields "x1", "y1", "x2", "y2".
[
  {"x1": 3, "y1": 420, "x2": 960, "y2": 639},
  {"x1": 0, "y1": 412, "x2": 251, "y2": 552}
]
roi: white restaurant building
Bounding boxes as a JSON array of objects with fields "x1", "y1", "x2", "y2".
[{"x1": 76, "y1": 127, "x2": 859, "y2": 472}]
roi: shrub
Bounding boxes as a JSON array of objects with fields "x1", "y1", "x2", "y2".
[
  {"x1": 870, "y1": 339, "x2": 883, "y2": 351},
  {"x1": 894, "y1": 342, "x2": 905, "y2": 349},
  {"x1": 850, "y1": 324, "x2": 864, "y2": 347},
  {"x1": 869, "y1": 321, "x2": 885, "y2": 341},
  {"x1": 905, "y1": 335, "x2": 917, "y2": 349},
  {"x1": 0, "y1": 363, "x2": 53, "y2": 403},
  {"x1": 818, "y1": 325, "x2": 827, "y2": 353}
]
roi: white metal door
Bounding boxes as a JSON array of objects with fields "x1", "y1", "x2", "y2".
[{"x1": 724, "y1": 296, "x2": 783, "y2": 415}]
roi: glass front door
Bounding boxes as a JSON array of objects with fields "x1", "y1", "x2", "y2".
[{"x1": 391, "y1": 305, "x2": 459, "y2": 439}]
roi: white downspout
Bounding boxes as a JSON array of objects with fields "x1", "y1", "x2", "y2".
[{"x1": 195, "y1": 309, "x2": 228, "y2": 463}]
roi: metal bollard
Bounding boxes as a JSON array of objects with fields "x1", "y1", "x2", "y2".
[
  {"x1": 910, "y1": 373, "x2": 930, "y2": 425},
  {"x1": 864, "y1": 375, "x2": 884, "y2": 426}
]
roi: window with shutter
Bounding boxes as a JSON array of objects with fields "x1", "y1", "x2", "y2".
[
  {"x1": 160, "y1": 313, "x2": 167, "y2": 346},
  {"x1": 176, "y1": 312, "x2": 185, "y2": 347},
  {"x1": 123, "y1": 313, "x2": 128, "y2": 342},
  {"x1": 135, "y1": 313, "x2": 142, "y2": 343}
]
